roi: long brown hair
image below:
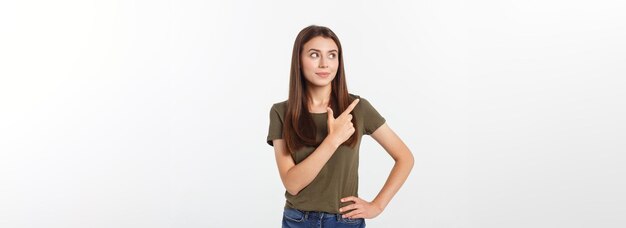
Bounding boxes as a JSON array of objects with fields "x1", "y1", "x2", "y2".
[{"x1": 283, "y1": 25, "x2": 358, "y2": 154}]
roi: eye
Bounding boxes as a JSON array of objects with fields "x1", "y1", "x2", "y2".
[
  {"x1": 310, "y1": 52, "x2": 319, "y2": 58},
  {"x1": 329, "y1": 53, "x2": 336, "y2": 59}
]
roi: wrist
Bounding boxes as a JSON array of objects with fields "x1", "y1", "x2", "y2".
[
  {"x1": 371, "y1": 200, "x2": 385, "y2": 211},
  {"x1": 324, "y1": 134, "x2": 341, "y2": 149}
]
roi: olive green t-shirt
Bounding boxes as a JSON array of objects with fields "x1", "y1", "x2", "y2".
[{"x1": 266, "y1": 93, "x2": 386, "y2": 214}]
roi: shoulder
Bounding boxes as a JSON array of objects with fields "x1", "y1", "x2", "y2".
[
  {"x1": 272, "y1": 100, "x2": 287, "y2": 109},
  {"x1": 269, "y1": 99, "x2": 288, "y2": 119}
]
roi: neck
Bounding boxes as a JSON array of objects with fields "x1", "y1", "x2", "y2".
[{"x1": 307, "y1": 84, "x2": 332, "y2": 107}]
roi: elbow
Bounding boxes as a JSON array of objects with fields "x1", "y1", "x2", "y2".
[
  {"x1": 282, "y1": 169, "x2": 305, "y2": 196},
  {"x1": 287, "y1": 188, "x2": 300, "y2": 196},
  {"x1": 283, "y1": 178, "x2": 302, "y2": 196},
  {"x1": 408, "y1": 153, "x2": 415, "y2": 170},
  {"x1": 399, "y1": 149, "x2": 415, "y2": 170},
  {"x1": 286, "y1": 185, "x2": 301, "y2": 196}
]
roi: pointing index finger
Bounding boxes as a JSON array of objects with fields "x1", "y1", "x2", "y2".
[{"x1": 340, "y1": 98, "x2": 360, "y2": 117}]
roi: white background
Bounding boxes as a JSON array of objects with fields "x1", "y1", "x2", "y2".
[{"x1": 1, "y1": 0, "x2": 625, "y2": 227}]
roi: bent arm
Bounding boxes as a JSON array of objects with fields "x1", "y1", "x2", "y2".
[
  {"x1": 369, "y1": 123, "x2": 414, "y2": 210},
  {"x1": 273, "y1": 136, "x2": 340, "y2": 195}
]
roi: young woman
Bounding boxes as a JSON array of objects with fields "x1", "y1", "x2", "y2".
[{"x1": 266, "y1": 25, "x2": 414, "y2": 228}]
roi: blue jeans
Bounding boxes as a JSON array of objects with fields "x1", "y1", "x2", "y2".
[{"x1": 282, "y1": 207, "x2": 366, "y2": 228}]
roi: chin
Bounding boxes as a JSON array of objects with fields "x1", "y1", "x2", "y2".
[
  {"x1": 308, "y1": 78, "x2": 332, "y2": 86},
  {"x1": 310, "y1": 82, "x2": 332, "y2": 87}
]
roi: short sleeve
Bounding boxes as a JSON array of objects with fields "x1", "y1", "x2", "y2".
[
  {"x1": 360, "y1": 97, "x2": 386, "y2": 135},
  {"x1": 266, "y1": 104, "x2": 283, "y2": 146}
]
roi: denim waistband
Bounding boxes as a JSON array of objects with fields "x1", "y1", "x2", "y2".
[
  {"x1": 285, "y1": 208, "x2": 344, "y2": 221},
  {"x1": 283, "y1": 207, "x2": 366, "y2": 226}
]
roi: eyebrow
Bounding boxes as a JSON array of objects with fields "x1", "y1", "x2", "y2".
[{"x1": 307, "y1": 48, "x2": 338, "y2": 53}]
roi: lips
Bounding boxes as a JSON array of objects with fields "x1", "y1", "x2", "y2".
[{"x1": 315, "y1": 72, "x2": 330, "y2": 78}]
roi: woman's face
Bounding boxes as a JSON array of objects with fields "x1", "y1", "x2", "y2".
[{"x1": 300, "y1": 36, "x2": 339, "y2": 87}]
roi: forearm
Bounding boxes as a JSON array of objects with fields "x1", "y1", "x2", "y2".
[
  {"x1": 284, "y1": 136, "x2": 340, "y2": 195},
  {"x1": 371, "y1": 153, "x2": 414, "y2": 210}
]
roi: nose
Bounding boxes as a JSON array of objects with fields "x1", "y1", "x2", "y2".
[{"x1": 318, "y1": 56, "x2": 328, "y2": 68}]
